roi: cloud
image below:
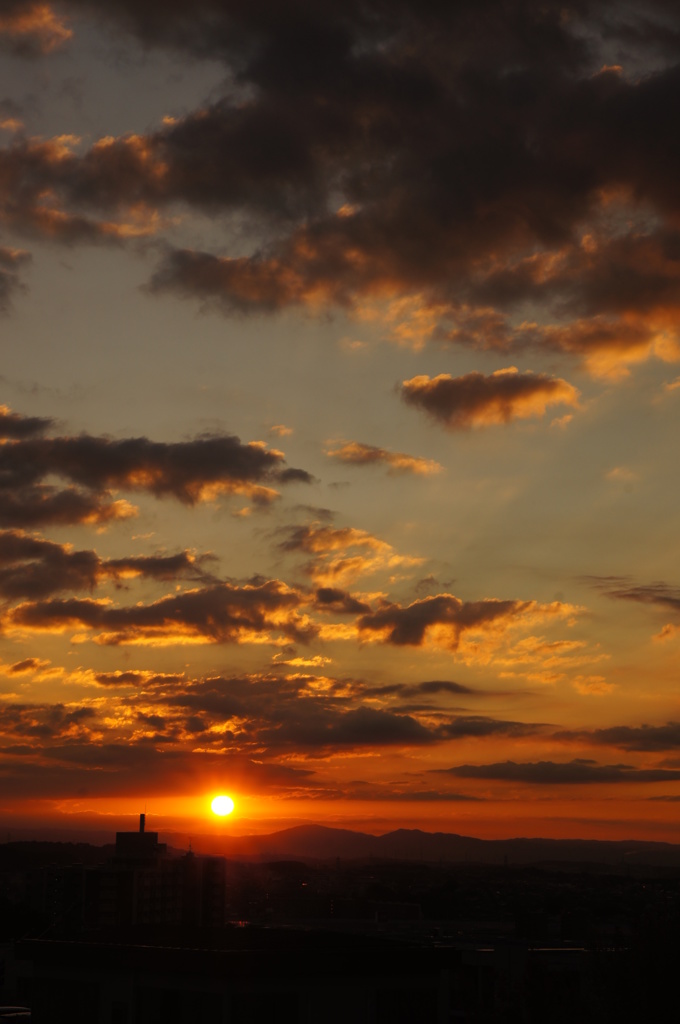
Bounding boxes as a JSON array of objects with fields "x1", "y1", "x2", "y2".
[
  {"x1": 556, "y1": 723, "x2": 680, "y2": 752},
  {"x1": 438, "y1": 759, "x2": 680, "y2": 784},
  {"x1": 0, "y1": 246, "x2": 30, "y2": 310},
  {"x1": 0, "y1": 660, "x2": 548, "y2": 796},
  {"x1": 93, "y1": 670, "x2": 186, "y2": 687},
  {"x1": 571, "y1": 674, "x2": 614, "y2": 695},
  {"x1": 257, "y1": 705, "x2": 436, "y2": 750},
  {"x1": 355, "y1": 679, "x2": 475, "y2": 701},
  {"x1": 0, "y1": 429, "x2": 311, "y2": 502},
  {"x1": 488, "y1": 635, "x2": 609, "y2": 687},
  {"x1": 587, "y1": 577, "x2": 680, "y2": 641},
  {"x1": 0, "y1": 528, "x2": 213, "y2": 599},
  {"x1": 0, "y1": 2, "x2": 72, "y2": 56},
  {"x1": 339, "y1": 786, "x2": 483, "y2": 803},
  {"x1": 0, "y1": 485, "x2": 137, "y2": 529},
  {"x1": 0, "y1": 700, "x2": 96, "y2": 742},
  {"x1": 0, "y1": 743, "x2": 315, "y2": 799},
  {"x1": 0, "y1": 409, "x2": 313, "y2": 526},
  {"x1": 1, "y1": 579, "x2": 313, "y2": 646},
  {"x1": 146, "y1": 245, "x2": 346, "y2": 314},
  {"x1": 0, "y1": 133, "x2": 167, "y2": 244},
  {"x1": 605, "y1": 466, "x2": 638, "y2": 483},
  {"x1": 7, "y1": 656, "x2": 50, "y2": 674},
  {"x1": 25, "y1": 664, "x2": 542, "y2": 761},
  {"x1": 436, "y1": 716, "x2": 540, "y2": 740},
  {"x1": 278, "y1": 521, "x2": 421, "y2": 586},
  {"x1": 654, "y1": 623, "x2": 680, "y2": 642},
  {"x1": 0, "y1": 403, "x2": 52, "y2": 438},
  {"x1": 402, "y1": 679, "x2": 473, "y2": 697},
  {"x1": 313, "y1": 586, "x2": 371, "y2": 615},
  {"x1": 150, "y1": 671, "x2": 542, "y2": 754},
  {"x1": 357, "y1": 592, "x2": 576, "y2": 652},
  {"x1": 587, "y1": 576, "x2": 680, "y2": 615},
  {"x1": 0, "y1": 3, "x2": 677, "y2": 373},
  {"x1": 325, "y1": 440, "x2": 442, "y2": 476},
  {"x1": 279, "y1": 524, "x2": 388, "y2": 557},
  {"x1": 400, "y1": 369, "x2": 579, "y2": 430}
]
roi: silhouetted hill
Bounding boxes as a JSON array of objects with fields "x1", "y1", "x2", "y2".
[{"x1": 173, "y1": 824, "x2": 680, "y2": 868}]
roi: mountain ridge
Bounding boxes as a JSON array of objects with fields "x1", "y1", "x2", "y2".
[{"x1": 189, "y1": 823, "x2": 680, "y2": 866}]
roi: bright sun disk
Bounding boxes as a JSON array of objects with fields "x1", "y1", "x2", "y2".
[{"x1": 211, "y1": 794, "x2": 235, "y2": 816}]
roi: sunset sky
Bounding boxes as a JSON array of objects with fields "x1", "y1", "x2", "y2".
[{"x1": 1, "y1": 0, "x2": 680, "y2": 844}]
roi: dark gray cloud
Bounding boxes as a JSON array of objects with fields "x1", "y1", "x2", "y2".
[
  {"x1": 7, "y1": 656, "x2": 48, "y2": 673},
  {"x1": 412, "y1": 680, "x2": 473, "y2": 696},
  {"x1": 2, "y1": 579, "x2": 313, "y2": 645},
  {"x1": 141, "y1": 673, "x2": 385, "y2": 751},
  {"x1": 586, "y1": 576, "x2": 680, "y2": 615},
  {"x1": 0, "y1": 429, "x2": 312, "y2": 502},
  {"x1": 0, "y1": 404, "x2": 52, "y2": 438},
  {"x1": 313, "y1": 586, "x2": 371, "y2": 615},
  {"x1": 0, "y1": 409, "x2": 312, "y2": 527},
  {"x1": 1, "y1": 2, "x2": 678, "y2": 371},
  {"x1": 438, "y1": 758, "x2": 680, "y2": 784},
  {"x1": 0, "y1": 701, "x2": 96, "y2": 742},
  {"x1": 357, "y1": 679, "x2": 474, "y2": 700},
  {"x1": 0, "y1": 743, "x2": 315, "y2": 799},
  {"x1": 93, "y1": 670, "x2": 186, "y2": 687},
  {"x1": 0, "y1": 246, "x2": 30, "y2": 311},
  {"x1": 116, "y1": 671, "x2": 541, "y2": 755},
  {"x1": 400, "y1": 370, "x2": 579, "y2": 430},
  {"x1": 0, "y1": 528, "x2": 213, "y2": 599},
  {"x1": 357, "y1": 593, "x2": 540, "y2": 648},
  {"x1": 556, "y1": 723, "x2": 680, "y2": 752},
  {"x1": 437, "y1": 716, "x2": 539, "y2": 740},
  {"x1": 0, "y1": 484, "x2": 135, "y2": 529},
  {"x1": 258, "y1": 705, "x2": 435, "y2": 750}
]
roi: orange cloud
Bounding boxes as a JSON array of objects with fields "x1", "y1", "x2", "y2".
[
  {"x1": 401, "y1": 369, "x2": 579, "y2": 429},
  {"x1": 571, "y1": 675, "x2": 615, "y2": 695},
  {"x1": 325, "y1": 440, "x2": 442, "y2": 476},
  {"x1": 279, "y1": 523, "x2": 421, "y2": 586},
  {"x1": 521, "y1": 316, "x2": 680, "y2": 380},
  {"x1": 2, "y1": 580, "x2": 315, "y2": 647},
  {"x1": 0, "y1": 3, "x2": 71, "y2": 55}
]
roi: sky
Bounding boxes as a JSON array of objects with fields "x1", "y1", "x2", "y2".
[{"x1": 1, "y1": 0, "x2": 680, "y2": 844}]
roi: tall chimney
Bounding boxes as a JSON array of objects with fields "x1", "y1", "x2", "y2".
[{"x1": 139, "y1": 812, "x2": 145, "y2": 833}]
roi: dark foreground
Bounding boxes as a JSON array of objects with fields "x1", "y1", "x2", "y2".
[{"x1": 2, "y1": 837, "x2": 680, "y2": 1022}]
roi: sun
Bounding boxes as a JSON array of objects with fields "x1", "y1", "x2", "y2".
[{"x1": 211, "y1": 794, "x2": 235, "y2": 816}]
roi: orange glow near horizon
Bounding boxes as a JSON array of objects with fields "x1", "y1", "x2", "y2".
[{"x1": 7, "y1": 792, "x2": 680, "y2": 845}]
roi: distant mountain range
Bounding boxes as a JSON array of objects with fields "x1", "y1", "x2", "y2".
[
  {"x1": 184, "y1": 824, "x2": 680, "y2": 867},
  {"x1": 6, "y1": 822, "x2": 680, "y2": 867}
]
